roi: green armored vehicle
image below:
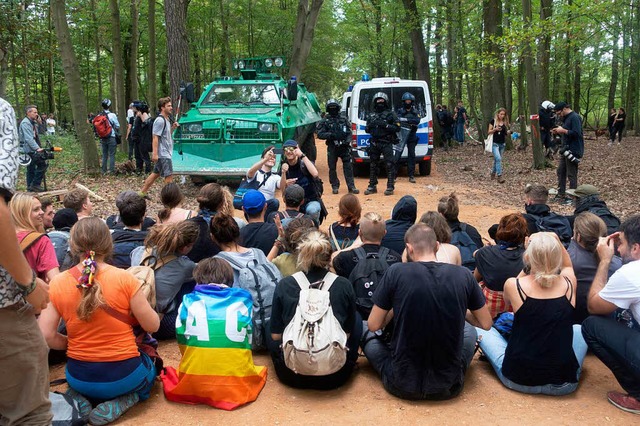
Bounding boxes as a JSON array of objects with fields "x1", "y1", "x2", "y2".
[{"x1": 173, "y1": 56, "x2": 322, "y2": 179}]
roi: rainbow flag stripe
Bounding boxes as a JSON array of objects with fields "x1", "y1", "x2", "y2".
[{"x1": 160, "y1": 285, "x2": 267, "y2": 410}]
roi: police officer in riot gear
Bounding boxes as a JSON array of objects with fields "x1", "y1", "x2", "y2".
[
  {"x1": 539, "y1": 100, "x2": 555, "y2": 159},
  {"x1": 397, "y1": 92, "x2": 420, "y2": 183},
  {"x1": 316, "y1": 99, "x2": 359, "y2": 194},
  {"x1": 364, "y1": 92, "x2": 401, "y2": 196}
]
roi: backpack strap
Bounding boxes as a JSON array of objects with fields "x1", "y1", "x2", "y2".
[
  {"x1": 291, "y1": 271, "x2": 312, "y2": 290},
  {"x1": 320, "y1": 271, "x2": 338, "y2": 291},
  {"x1": 377, "y1": 247, "x2": 390, "y2": 267},
  {"x1": 354, "y1": 247, "x2": 367, "y2": 261},
  {"x1": 19, "y1": 232, "x2": 45, "y2": 252},
  {"x1": 282, "y1": 210, "x2": 290, "y2": 219},
  {"x1": 329, "y1": 225, "x2": 341, "y2": 250},
  {"x1": 460, "y1": 223, "x2": 468, "y2": 233},
  {"x1": 215, "y1": 251, "x2": 245, "y2": 271},
  {"x1": 141, "y1": 249, "x2": 178, "y2": 271}
]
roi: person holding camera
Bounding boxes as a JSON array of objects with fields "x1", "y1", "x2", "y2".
[
  {"x1": 18, "y1": 105, "x2": 48, "y2": 192},
  {"x1": 316, "y1": 99, "x2": 358, "y2": 195},
  {"x1": 551, "y1": 102, "x2": 584, "y2": 204},
  {"x1": 488, "y1": 108, "x2": 510, "y2": 184}
]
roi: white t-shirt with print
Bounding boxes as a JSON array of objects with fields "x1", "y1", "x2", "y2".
[
  {"x1": 599, "y1": 259, "x2": 640, "y2": 322},
  {"x1": 246, "y1": 169, "x2": 281, "y2": 200}
]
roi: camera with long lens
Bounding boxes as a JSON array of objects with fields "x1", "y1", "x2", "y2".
[
  {"x1": 33, "y1": 140, "x2": 62, "y2": 163},
  {"x1": 558, "y1": 146, "x2": 580, "y2": 164}
]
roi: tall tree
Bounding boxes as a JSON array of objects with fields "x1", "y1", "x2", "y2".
[
  {"x1": 126, "y1": 0, "x2": 140, "y2": 101},
  {"x1": 51, "y1": 0, "x2": 100, "y2": 172},
  {"x1": 165, "y1": 0, "x2": 191, "y2": 104},
  {"x1": 108, "y1": 0, "x2": 127, "y2": 147},
  {"x1": 538, "y1": 0, "x2": 552, "y2": 100},
  {"x1": 481, "y1": 0, "x2": 505, "y2": 129},
  {"x1": 147, "y1": 0, "x2": 157, "y2": 110},
  {"x1": 289, "y1": 0, "x2": 324, "y2": 79}
]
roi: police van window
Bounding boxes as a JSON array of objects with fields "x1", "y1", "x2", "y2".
[
  {"x1": 358, "y1": 87, "x2": 426, "y2": 120},
  {"x1": 392, "y1": 88, "x2": 426, "y2": 118}
]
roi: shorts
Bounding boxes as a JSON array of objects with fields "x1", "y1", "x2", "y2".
[{"x1": 153, "y1": 158, "x2": 173, "y2": 177}]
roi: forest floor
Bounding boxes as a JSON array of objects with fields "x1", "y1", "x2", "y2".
[{"x1": 44, "y1": 134, "x2": 640, "y2": 425}]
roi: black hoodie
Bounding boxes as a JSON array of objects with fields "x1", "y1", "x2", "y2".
[{"x1": 381, "y1": 195, "x2": 417, "y2": 254}]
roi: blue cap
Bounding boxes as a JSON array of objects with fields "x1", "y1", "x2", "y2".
[
  {"x1": 242, "y1": 190, "x2": 266, "y2": 215},
  {"x1": 283, "y1": 139, "x2": 298, "y2": 148}
]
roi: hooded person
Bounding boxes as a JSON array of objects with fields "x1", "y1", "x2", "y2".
[
  {"x1": 566, "y1": 184, "x2": 620, "y2": 236},
  {"x1": 381, "y1": 195, "x2": 417, "y2": 254}
]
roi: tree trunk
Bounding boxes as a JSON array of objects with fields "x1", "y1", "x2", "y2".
[
  {"x1": 51, "y1": 0, "x2": 100, "y2": 172},
  {"x1": 0, "y1": 47, "x2": 7, "y2": 98},
  {"x1": 522, "y1": 0, "x2": 544, "y2": 169},
  {"x1": 517, "y1": 59, "x2": 527, "y2": 149},
  {"x1": 289, "y1": 0, "x2": 324, "y2": 80},
  {"x1": 538, "y1": 0, "x2": 552, "y2": 100},
  {"x1": 128, "y1": 0, "x2": 139, "y2": 101},
  {"x1": 90, "y1": 0, "x2": 102, "y2": 103},
  {"x1": 219, "y1": 0, "x2": 231, "y2": 76},
  {"x1": 147, "y1": 0, "x2": 157, "y2": 110},
  {"x1": 47, "y1": 1, "x2": 56, "y2": 114},
  {"x1": 434, "y1": 3, "x2": 443, "y2": 105},
  {"x1": 165, "y1": 0, "x2": 191, "y2": 108},
  {"x1": 481, "y1": 0, "x2": 503, "y2": 132},
  {"x1": 108, "y1": 0, "x2": 127, "y2": 150},
  {"x1": 445, "y1": 1, "x2": 455, "y2": 108},
  {"x1": 504, "y1": 0, "x2": 512, "y2": 119},
  {"x1": 608, "y1": 33, "x2": 619, "y2": 111}
]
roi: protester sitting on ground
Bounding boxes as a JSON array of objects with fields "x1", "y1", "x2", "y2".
[
  {"x1": 39, "y1": 217, "x2": 160, "y2": 426},
  {"x1": 106, "y1": 190, "x2": 156, "y2": 231},
  {"x1": 157, "y1": 183, "x2": 197, "y2": 225},
  {"x1": 381, "y1": 195, "x2": 417, "y2": 255},
  {"x1": 267, "y1": 230, "x2": 360, "y2": 390},
  {"x1": 245, "y1": 145, "x2": 285, "y2": 220},
  {"x1": 476, "y1": 232, "x2": 587, "y2": 396},
  {"x1": 40, "y1": 197, "x2": 54, "y2": 230},
  {"x1": 333, "y1": 212, "x2": 401, "y2": 276},
  {"x1": 419, "y1": 211, "x2": 461, "y2": 265},
  {"x1": 48, "y1": 208, "x2": 78, "y2": 272},
  {"x1": 364, "y1": 223, "x2": 492, "y2": 400},
  {"x1": 186, "y1": 183, "x2": 224, "y2": 262},
  {"x1": 10, "y1": 192, "x2": 59, "y2": 282},
  {"x1": 63, "y1": 188, "x2": 93, "y2": 220},
  {"x1": 438, "y1": 192, "x2": 483, "y2": 271},
  {"x1": 268, "y1": 216, "x2": 315, "y2": 277},
  {"x1": 521, "y1": 184, "x2": 572, "y2": 246},
  {"x1": 268, "y1": 184, "x2": 315, "y2": 228},
  {"x1": 130, "y1": 221, "x2": 198, "y2": 340},
  {"x1": 329, "y1": 194, "x2": 361, "y2": 251},
  {"x1": 110, "y1": 192, "x2": 148, "y2": 269},
  {"x1": 161, "y1": 257, "x2": 268, "y2": 410},
  {"x1": 280, "y1": 139, "x2": 322, "y2": 224},
  {"x1": 566, "y1": 184, "x2": 621, "y2": 235},
  {"x1": 239, "y1": 190, "x2": 279, "y2": 256},
  {"x1": 582, "y1": 214, "x2": 640, "y2": 414},
  {"x1": 474, "y1": 213, "x2": 527, "y2": 319},
  {"x1": 569, "y1": 212, "x2": 622, "y2": 324}
]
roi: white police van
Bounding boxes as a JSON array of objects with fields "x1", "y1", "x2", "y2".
[{"x1": 342, "y1": 77, "x2": 434, "y2": 176}]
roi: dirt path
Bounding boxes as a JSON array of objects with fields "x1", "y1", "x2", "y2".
[{"x1": 51, "y1": 142, "x2": 634, "y2": 425}]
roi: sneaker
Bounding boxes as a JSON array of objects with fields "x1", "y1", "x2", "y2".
[
  {"x1": 384, "y1": 188, "x2": 394, "y2": 196},
  {"x1": 65, "y1": 388, "x2": 92, "y2": 419},
  {"x1": 497, "y1": 175, "x2": 505, "y2": 184},
  {"x1": 332, "y1": 187, "x2": 339, "y2": 195},
  {"x1": 608, "y1": 142, "x2": 613, "y2": 146},
  {"x1": 89, "y1": 392, "x2": 140, "y2": 425},
  {"x1": 490, "y1": 172, "x2": 496, "y2": 180},
  {"x1": 607, "y1": 391, "x2": 640, "y2": 414},
  {"x1": 408, "y1": 176, "x2": 416, "y2": 183},
  {"x1": 348, "y1": 187, "x2": 360, "y2": 194},
  {"x1": 364, "y1": 187, "x2": 377, "y2": 195}
]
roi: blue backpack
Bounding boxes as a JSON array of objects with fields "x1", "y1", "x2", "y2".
[
  {"x1": 532, "y1": 212, "x2": 572, "y2": 247},
  {"x1": 451, "y1": 223, "x2": 479, "y2": 271}
]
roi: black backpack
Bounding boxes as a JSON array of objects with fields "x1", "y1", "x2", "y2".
[
  {"x1": 348, "y1": 246, "x2": 390, "y2": 319},
  {"x1": 450, "y1": 223, "x2": 479, "y2": 271},
  {"x1": 587, "y1": 206, "x2": 621, "y2": 236},
  {"x1": 533, "y1": 212, "x2": 573, "y2": 247}
]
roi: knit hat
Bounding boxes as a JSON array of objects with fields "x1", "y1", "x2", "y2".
[{"x1": 53, "y1": 208, "x2": 79, "y2": 230}]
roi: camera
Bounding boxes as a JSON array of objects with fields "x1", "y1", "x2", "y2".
[
  {"x1": 36, "y1": 140, "x2": 62, "y2": 161},
  {"x1": 559, "y1": 146, "x2": 580, "y2": 164}
]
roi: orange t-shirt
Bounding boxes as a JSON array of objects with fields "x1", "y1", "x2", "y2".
[{"x1": 49, "y1": 264, "x2": 141, "y2": 362}]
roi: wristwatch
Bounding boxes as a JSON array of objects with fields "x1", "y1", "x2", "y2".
[
  {"x1": 300, "y1": 154, "x2": 306, "y2": 159},
  {"x1": 16, "y1": 270, "x2": 38, "y2": 296}
]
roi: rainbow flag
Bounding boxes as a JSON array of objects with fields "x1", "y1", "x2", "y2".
[{"x1": 160, "y1": 285, "x2": 267, "y2": 410}]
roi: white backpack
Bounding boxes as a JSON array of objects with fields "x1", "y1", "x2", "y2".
[{"x1": 282, "y1": 271, "x2": 348, "y2": 376}]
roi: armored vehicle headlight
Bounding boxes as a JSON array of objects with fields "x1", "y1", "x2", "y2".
[
  {"x1": 238, "y1": 60, "x2": 245, "y2": 70},
  {"x1": 258, "y1": 123, "x2": 274, "y2": 132},
  {"x1": 265, "y1": 58, "x2": 274, "y2": 68},
  {"x1": 274, "y1": 57, "x2": 284, "y2": 67},
  {"x1": 187, "y1": 123, "x2": 203, "y2": 132}
]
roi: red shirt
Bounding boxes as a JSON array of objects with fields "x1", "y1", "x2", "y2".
[{"x1": 17, "y1": 231, "x2": 59, "y2": 279}]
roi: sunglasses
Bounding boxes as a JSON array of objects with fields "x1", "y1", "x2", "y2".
[{"x1": 284, "y1": 146, "x2": 296, "y2": 152}]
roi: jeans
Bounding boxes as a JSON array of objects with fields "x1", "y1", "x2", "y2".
[
  {"x1": 406, "y1": 141, "x2": 417, "y2": 177},
  {"x1": 302, "y1": 200, "x2": 321, "y2": 224},
  {"x1": 455, "y1": 122, "x2": 465, "y2": 144},
  {"x1": 582, "y1": 315, "x2": 640, "y2": 399},
  {"x1": 26, "y1": 154, "x2": 48, "y2": 188},
  {"x1": 265, "y1": 314, "x2": 362, "y2": 390},
  {"x1": 327, "y1": 144, "x2": 356, "y2": 190},
  {"x1": 368, "y1": 141, "x2": 396, "y2": 190},
  {"x1": 101, "y1": 136, "x2": 117, "y2": 174},
  {"x1": 557, "y1": 156, "x2": 579, "y2": 196},
  {"x1": 0, "y1": 303, "x2": 52, "y2": 425},
  {"x1": 492, "y1": 142, "x2": 505, "y2": 176},
  {"x1": 264, "y1": 198, "x2": 280, "y2": 222},
  {"x1": 363, "y1": 322, "x2": 477, "y2": 400},
  {"x1": 476, "y1": 325, "x2": 587, "y2": 395}
]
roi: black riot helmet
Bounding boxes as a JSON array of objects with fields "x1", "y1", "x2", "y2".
[
  {"x1": 402, "y1": 92, "x2": 415, "y2": 109},
  {"x1": 326, "y1": 98, "x2": 340, "y2": 116},
  {"x1": 373, "y1": 92, "x2": 389, "y2": 112}
]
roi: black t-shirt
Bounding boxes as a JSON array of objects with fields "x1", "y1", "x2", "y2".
[
  {"x1": 270, "y1": 267, "x2": 356, "y2": 335},
  {"x1": 474, "y1": 245, "x2": 524, "y2": 291},
  {"x1": 186, "y1": 216, "x2": 221, "y2": 262},
  {"x1": 240, "y1": 222, "x2": 278, "y2": 257},
  {"x1": 329, "y1": 222, "x2": 360, "y2": 251},
  {"x1": 372, "y1": 261, "x2": 485, "y2": 395},
  {"x1": 333, "y1": 243, "x2": 402, "y2": 279},
  {"x1": 614, "y1": 112, "x2": 626, "y2": 128},
  {"x1": 490, "y1": 119, "x2": 507, "y2": 144},
  {"x1": 284, "y1": 160, "x2": 318, "y2": 202}
]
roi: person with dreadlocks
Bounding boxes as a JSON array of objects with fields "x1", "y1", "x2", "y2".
[{"x1": 39, "y1": 217, "x2": 160, "y2": 426}]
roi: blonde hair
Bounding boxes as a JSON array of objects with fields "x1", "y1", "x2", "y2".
[
  {"x1": 69, "y1": 218, "x2": 113, "y2": 321},
  {"x1": 523, "y1": 232, "x2": 563, "y2": 288},
  {"x1": 494, "y1": 107, "x2": 510, "y2": 127},
  {"x1": 359, "y1": 212, "x2": 386, "y2": 242},
  {"x1": 10, "y1": 192, "x2": 43, "y2": 232},
  {"x1": 220, "y1": 186, "x2": 235, "y2": 217},
  {"x1": 296, "y1": 230, "x2": 332, "y2": 273}
]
